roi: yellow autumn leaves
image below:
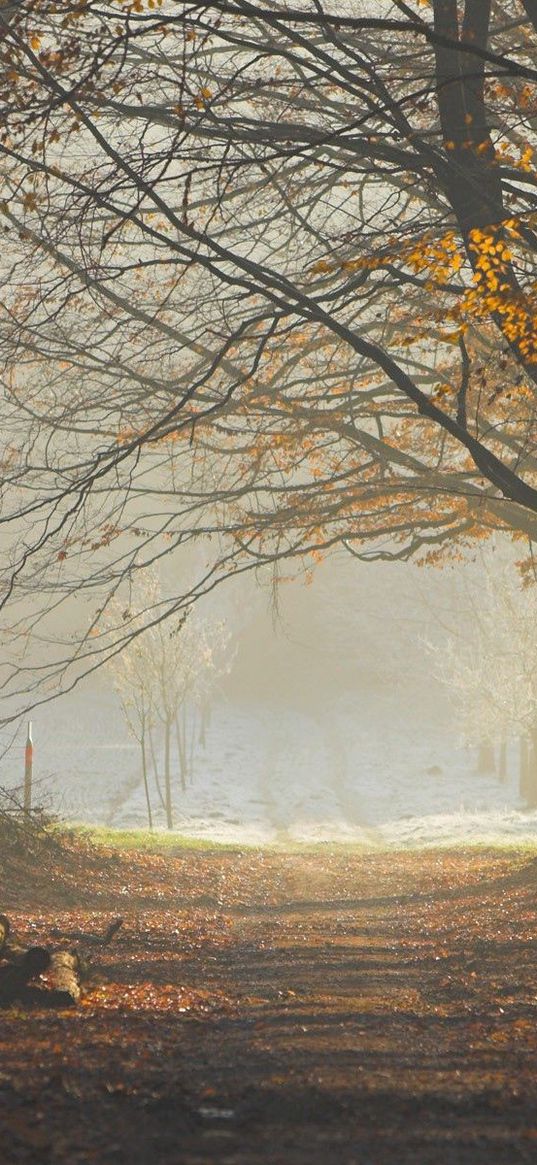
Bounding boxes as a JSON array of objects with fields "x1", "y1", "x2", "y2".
[{"x1": 309, "y1": 216, "x2": 537, "y2": 362}]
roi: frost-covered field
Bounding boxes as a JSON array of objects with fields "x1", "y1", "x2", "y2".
[
  {"x1": 108, "y1": 698, "x2": 529, "y2": 847},
  {"x1": 1, "y1": 685, "x2": 532, "y2": 849},
  {"x1": 0, "y1": 555, "x2": 531, "y2": 849}
]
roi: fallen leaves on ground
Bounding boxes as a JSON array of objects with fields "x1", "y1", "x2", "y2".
[{"x1": 2, "y1": 839, "x2": 537, "y2": 1162}]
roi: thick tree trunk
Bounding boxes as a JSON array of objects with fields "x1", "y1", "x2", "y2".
[
  {"x1": 433, "y1": 0, "x2": 503, "y2": 235},
  {"x1": 432, "y1": 0, "x2": 537, "y2": 392}
]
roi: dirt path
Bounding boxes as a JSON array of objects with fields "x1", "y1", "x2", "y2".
[{"x1": 3, "y1": 844, "x2": 537, "y2": 1163}]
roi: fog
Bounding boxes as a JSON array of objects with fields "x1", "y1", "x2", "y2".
[{"x1": 1, "y1": 546, "x2": 531, "y2": 847}]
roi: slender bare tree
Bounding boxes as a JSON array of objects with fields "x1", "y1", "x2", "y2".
[{"x1": 108, "y1": 569, "x2": 232, "y2": 827}]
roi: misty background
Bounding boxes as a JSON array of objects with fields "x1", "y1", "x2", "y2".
[{"x1": 0, "y1": 545, "x2": 529, "y2": 847}]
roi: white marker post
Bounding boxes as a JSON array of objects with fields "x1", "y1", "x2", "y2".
[{"x1": 24, "y1": 722, "x2": 33, "y2": 814}]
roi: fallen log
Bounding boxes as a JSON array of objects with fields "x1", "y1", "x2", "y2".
[
  {"x1": 0, "y1": 947, "x2": 50, "y2": 1005},
  {"x1": 0, "y1": 914, "x2": 107, "y2": 1008},
  {"x1": 48, "y1": 950, "x2": 81, "y2": 1005}
]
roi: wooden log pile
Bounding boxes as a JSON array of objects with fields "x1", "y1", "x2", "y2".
[{"x1": 0, "y1": 914, "x2": 122, "y2": 1008}]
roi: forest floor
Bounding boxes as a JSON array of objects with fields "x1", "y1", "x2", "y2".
[{"x1": 3, "y1": 834, "x2": 537, "y2": 1163}]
